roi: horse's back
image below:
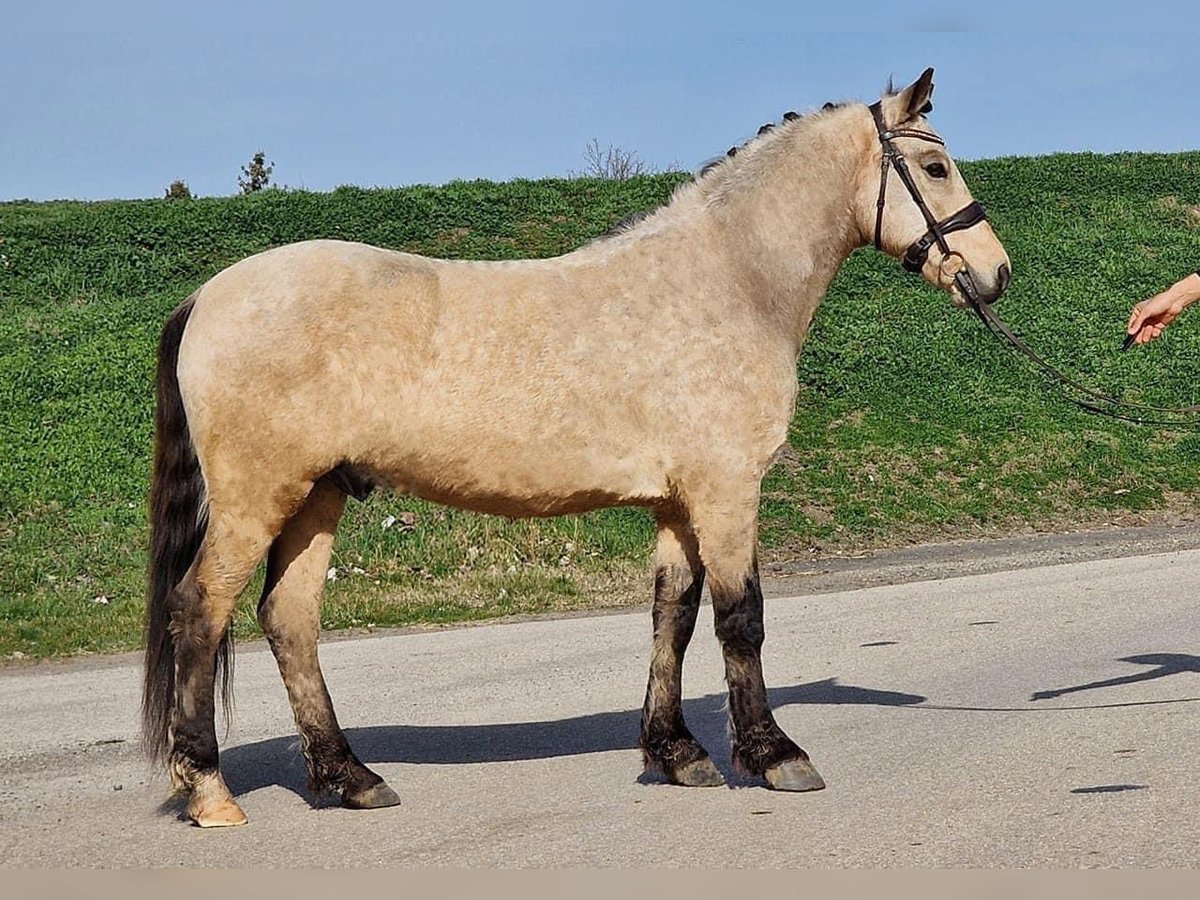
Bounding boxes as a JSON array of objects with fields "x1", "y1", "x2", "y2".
[
  {"x1": 191, "y1": 239, "x2": 440, "y2": 329},
  {"x1": 174, "y1": 239, "x2": 679, "y2": 512}
]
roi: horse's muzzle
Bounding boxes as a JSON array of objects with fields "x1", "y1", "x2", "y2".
[
  {"x1": 992, "y1": 263, "x2": 1012, "y2": 300},
  {"x1": 970, "y1": 262, "x2": 1010, "y2": 306}
]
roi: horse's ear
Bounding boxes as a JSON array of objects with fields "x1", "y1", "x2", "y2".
[{"x1": 891, "y1": 67, "x2": 935, "y2": 121}]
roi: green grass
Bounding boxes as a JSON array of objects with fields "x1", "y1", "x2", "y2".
[{"x1": 4, "y1": 154, "x2": 1200, "y2": 659}]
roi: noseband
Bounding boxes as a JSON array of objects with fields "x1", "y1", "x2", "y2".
[{"x1": 868, "y1": 101, "x2": 988, "y2": 306}]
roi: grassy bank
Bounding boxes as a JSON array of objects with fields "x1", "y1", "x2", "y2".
[{"x1": 4, "y1": 153, "x2": 1200, "y2": 659}]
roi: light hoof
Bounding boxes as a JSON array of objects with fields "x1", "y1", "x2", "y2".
[
  {"x1": 185, "y1": 772, "x2": 248, "y2": 827},
  {"x1": 764, "y1": 757, "x2": 826, "y2": 793},
  {"x1": 188, "y1": 797, "x2": 249, "y2": 828},
  {"x1": 343, "y1": 781, "x2": 402, "y2": 810},
  {"x1": 675, "y1": 758, "x2": 726, "y2": 787}
]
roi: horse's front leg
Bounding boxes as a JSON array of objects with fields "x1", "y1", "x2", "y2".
[
  {"x1": 694, "y1": 495, "x2": 825, "y2": 792},
  {"x1": 639, "y1": 512, "x2": 724, "y2": 786}
]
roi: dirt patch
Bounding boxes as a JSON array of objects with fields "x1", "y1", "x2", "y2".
[{"x1": 760, "y1": 520, "x2": 1200, "y2": 598}]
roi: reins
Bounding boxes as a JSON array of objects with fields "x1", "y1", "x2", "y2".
[
  {"x1": 868, "y1": 100, "x2": 1200, "y2": 429},
  {"x1": 970, "y1": 296, "x2": 1200, "y2": 426}
]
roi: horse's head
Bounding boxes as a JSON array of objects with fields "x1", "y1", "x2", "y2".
[{"x1": 856, "y1": 68, "x2": 1010, "y2": 307}]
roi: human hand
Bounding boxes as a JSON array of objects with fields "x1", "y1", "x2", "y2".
[
  {"x1": 1127, "y1": 291, "x2": 1185, "y2": 345},
  {"x1": 1126, "y1": 273, "x2": 1200, "y2": 345}
]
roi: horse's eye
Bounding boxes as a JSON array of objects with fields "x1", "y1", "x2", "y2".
[{"x1": 924, "y1": 162, "x2": 948, "y2": 179}]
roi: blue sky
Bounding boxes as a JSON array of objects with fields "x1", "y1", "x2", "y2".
[{"x1": 3, "y1": 4, "x2": 1199, "y2": 201}]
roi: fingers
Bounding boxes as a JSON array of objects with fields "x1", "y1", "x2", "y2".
[
  {"x1": 1127, "y1": 291, "x2": 1181, "y2": 342},
  {"x1": 1129, "y1": 292, "x2": 1168, "y2": 329},
  {"x1": 1127, "y1": 303, "x2": 1145, "y2": 334},
  {"x1": 1134, "y1": 323, "x2": 1166, "y2": 345}
]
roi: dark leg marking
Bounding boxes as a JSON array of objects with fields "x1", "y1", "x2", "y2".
[
  {"x1": 166, "y1": 568, "x2": 222, "y2": 787},
  {"x1": 165, "y1": 548, "x2": 253, "y2": 826},
  {"x1": 639, "y1": 562, "x2": 723, "y2": 786},
  {"x1": 712, "y1": 568, "x2": 824, "y2": 791}
]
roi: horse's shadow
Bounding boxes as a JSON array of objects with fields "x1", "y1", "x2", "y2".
[{"x1": 222, "y1": 678, "x2": 925, "y2": 803}]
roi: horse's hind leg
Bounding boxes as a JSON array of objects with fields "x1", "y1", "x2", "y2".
[
  {"x1": 693, "y1": 494, "x2": 825, "y2": 792},
  {"x1": 257, "y1": 477, "x2": 400, "y2": 810},
  {"x1": 639, "y1": 514, "x2": 724, "y2": 786},
  {"x1": 170, "y1": 500, "x2": 288, "y2": 827}
]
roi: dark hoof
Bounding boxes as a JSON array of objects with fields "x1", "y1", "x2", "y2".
[
  {"x1": 343, "y1": 781, "x2": 401, "y2": 810},
  {"x1": 764, "y1": 758, "x2": 826, "y2": 792},
  {"x1": 673, "y1": 758, "x2": 726, "y2": 787}
]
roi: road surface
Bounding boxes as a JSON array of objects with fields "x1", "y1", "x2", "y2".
[{"x1": 2, "y1": 541, "x2": 1198, "y2": 867}]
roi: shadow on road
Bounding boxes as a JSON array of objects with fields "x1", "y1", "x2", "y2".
[
  {"x1": 222, "y1": 677, "x2": 925, "y2": 803},
  {"x1": 1031, "y1": 653, "x2": 1200, "y2": 701},
  {"x1": 1070, "y1": 784, "x2": 1148, "y2": 794},
  {"x1": 909, "y1": 651, "x2": 1200, "y2": 713}
]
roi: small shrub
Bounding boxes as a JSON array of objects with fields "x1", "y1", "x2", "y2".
[
  {"x1": 238, "y1": 151, "x2": 275, "y2": 194},
  {"x1": 575, "y1": 139, "x2": 652, "y2": 180},
  {"x1": 164, "y1": 180, "x2": 193, "y2": 200}
]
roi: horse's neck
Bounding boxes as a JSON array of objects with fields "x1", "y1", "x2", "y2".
[
  {"x1": 691, "y1": 112, "x2": 868, "y2": 352},
  {"x1": 567, "y1": 112, "x2": 867, "y2": 353}
]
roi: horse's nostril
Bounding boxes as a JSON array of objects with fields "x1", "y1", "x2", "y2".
[{"x1": 996, "y1": 263, "x2": 1011, "y2": 295}]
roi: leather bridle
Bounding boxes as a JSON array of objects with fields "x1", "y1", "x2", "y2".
[
  {"x1": 869, "y1": 100, "x2": 988, "y2": 304},
  {"x1": 868, "y1": 100, "x2": 1200, "y2": 427}
]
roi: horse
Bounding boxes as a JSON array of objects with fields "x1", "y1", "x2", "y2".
[{"x1": 142, "y1": 68, "x2": 1011, "y2": 827}]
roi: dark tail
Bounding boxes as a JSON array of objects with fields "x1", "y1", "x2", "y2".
[{"x1": 142, "y1": 293, "x2": 232, "y2": 761}]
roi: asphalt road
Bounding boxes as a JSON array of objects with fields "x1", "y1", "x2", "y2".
[{"x1": 2, "y1": 543, "x2": 1198, "y2": 867}]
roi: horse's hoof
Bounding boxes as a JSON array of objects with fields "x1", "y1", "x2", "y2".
[
  {"x1": 343, "y1": 781, "x2": 401, "y2": 810},
  {"x1": 674, "y1": 758, "x2": 726, "y2": 787},
  {"x1": 189, "y1": 797, "x2": 249, "y2": 828},
  {"x1": 185, "y1": 772, "x2": 249, "y2": 827},
  {"x1": 764, "y1": 757, "x2": 826, "y2": 792}
]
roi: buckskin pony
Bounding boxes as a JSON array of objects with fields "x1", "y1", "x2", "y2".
[{"x1": 143, "y1": 69, "x2": 1010, "y2": 826}]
